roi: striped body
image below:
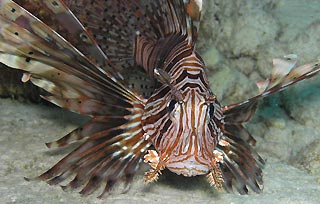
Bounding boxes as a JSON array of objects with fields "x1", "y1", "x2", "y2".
[
  {"x1": 0, "y1": 0, "x2": 319, "y2": 198},
  {"x1": 141, "y1": 36, "x2": 223, "y2": 176}
]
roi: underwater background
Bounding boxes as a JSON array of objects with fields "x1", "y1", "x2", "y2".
[{"x1": 0, "y1": 0, "x2": 319, "y2": 203}]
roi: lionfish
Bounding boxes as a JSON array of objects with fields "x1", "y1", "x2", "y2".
[{"x1": 0, "y1": 0, "x2": 319, "y2": 198}]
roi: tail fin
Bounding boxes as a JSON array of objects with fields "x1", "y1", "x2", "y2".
[
  {"x1": 0, "y1": 1, "x2": 150, "y2": 198},
  {"x1": 219, "y1": 55, "x2": 320, "y2": 193}
]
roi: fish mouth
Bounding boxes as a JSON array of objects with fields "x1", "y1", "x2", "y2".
[{"x1": 165, "y1": 155, "x2": 210, "y2": 177}]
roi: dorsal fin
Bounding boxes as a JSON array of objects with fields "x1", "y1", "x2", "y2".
[
  {"x1": 61, "y1": 1, "x2": 201, "y2": 81},
  {"x1": 184, "y1": 0, "x2": 202, "y2": 45}
]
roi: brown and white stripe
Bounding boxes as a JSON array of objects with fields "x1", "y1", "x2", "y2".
[{"x1": 141, "y1": 36, "x2": 224, "y2": 176}]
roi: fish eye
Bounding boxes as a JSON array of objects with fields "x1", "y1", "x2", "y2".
[
  {"x1": 208, "y1": 103, "x2": 215, "y2": 118},
  {"x1": 167, "y1": 99, "x2": 177, "y2": 112}
]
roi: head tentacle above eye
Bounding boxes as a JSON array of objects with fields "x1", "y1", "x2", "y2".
[{"x1": 154, "y1": 67, "x2": 184, "y2": 103}]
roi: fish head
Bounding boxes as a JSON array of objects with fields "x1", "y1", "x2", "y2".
[{"x1": 142, "y1": 84, "x2": 225, "y2": 177}]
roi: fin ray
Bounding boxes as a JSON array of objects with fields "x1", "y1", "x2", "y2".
[{"x1": 223, "y1": 56, "x2": 320, "y2": 124}]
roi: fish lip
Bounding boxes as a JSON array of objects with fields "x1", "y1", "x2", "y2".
[{"x1": 165, "y1": 155, "x2": 211, "y2": 177}]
